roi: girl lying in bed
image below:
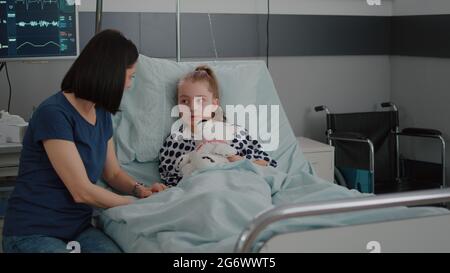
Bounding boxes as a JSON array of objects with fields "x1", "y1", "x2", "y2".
[{"x1": 158, "y1": 65, "x2": 277, "y2": 187}]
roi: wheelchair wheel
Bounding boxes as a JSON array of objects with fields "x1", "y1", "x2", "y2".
[{"x1": 334, "y1": 167, "x2": 348, "y2": 188}]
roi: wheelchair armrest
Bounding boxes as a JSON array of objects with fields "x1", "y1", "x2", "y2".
[
  {"x1": 328, "y1": 132, "x2": 375, "y2": 179},
  {"x1": 400, "y1": 128, "x2": 442, "y2": 137},
  {"x1": 329, "y1": 132, "x2": 369, "y2": 140}
]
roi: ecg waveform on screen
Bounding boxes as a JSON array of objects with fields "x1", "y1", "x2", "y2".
[
  {"x1": 16, "y1": 20, "x2": 59, "y2": 27},
  {"x1": 16, "y1": 41, "x2": 61, "y2": 50},
  {"x1": 1, "y1": 0, "x2": 77, "y2": 59},
  {"x1": 15, "y1": 0, "x2": 58, "y2": 10}
]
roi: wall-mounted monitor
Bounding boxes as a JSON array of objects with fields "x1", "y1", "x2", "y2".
[{"x1": 0, "y1": 0, "x2": 79, "y2": 62}]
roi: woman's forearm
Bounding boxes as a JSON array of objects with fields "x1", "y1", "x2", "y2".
[
  {"x1": 42, "y1": 139, "x2": 133, "y2": 209},
  {"x1": 74, "y1": 183, "x2": 132, "y2": 209},
  {"x1": 105, "y1": 168, "x2": 137, "y2": 195},
  {"x1": 105, "y1": 168, "x2": 160, "y2": 199}
]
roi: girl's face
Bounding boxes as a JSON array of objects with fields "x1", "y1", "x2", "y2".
[
  {"x1": 124, "y1": 63, "x2": 137, "y2": 90},
  {"x1": 178, "y1": 80, "x2": 219, "y2": 125}
]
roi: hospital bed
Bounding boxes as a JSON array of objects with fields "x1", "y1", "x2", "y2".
[
  {"x1": 95, "y1": 55, "x2": 450, "y2": 253},
  {"x1": 93, "y1": 1, "x2": 449, "y2": 253}
]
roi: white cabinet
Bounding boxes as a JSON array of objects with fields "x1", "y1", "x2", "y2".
[
  {"x1": 297, "y1": 137, "x2": 334, "y2": 182},
  {"x1": 0, "y1": 143, "x2": 22, "y2": 178}
]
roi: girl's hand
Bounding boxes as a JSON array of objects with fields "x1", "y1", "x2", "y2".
[
  {"x1": 253, "y1": 160, "x2": 269, "y2": 167},
  {"x1": 135, "y1": 185, "x2": 153, "y2": 198},
  {"x1": 136, "y1": 183, "x2": 167, "y2": 198},
  {"x1": 227, "y1": 155, "x2": 243, "y2": 162},
  {"x1": 150, "y1": 182, "x2": 168, "y2": 193}
]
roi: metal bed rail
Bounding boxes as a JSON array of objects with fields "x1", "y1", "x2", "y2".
[{"x1": 234, "y1": 188, "x2": 450, "y2": 253}]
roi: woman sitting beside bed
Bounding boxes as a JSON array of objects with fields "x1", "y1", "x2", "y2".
[{"x1": 158, "y1": 65, "x2": 277, "y2": 187}]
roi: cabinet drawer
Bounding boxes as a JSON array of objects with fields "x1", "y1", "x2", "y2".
[
  {"x1": 0, "y1": 166, "x2": 19, "y2": 177},
  {"x1": 304, "y1": 152, "x2": 334, "y2": 182},
  {"x1": 0, "y1": 153, "x2": 20, "y2": 168}
]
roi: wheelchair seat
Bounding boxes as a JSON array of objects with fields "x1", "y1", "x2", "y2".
[{"x1": 315, "y1": 102, "x2": 446, "y2": 194}]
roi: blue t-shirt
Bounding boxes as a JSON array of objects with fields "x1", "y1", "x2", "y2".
[{"x1": 3, "y1": 91, "x2": 113, "y2": 240}]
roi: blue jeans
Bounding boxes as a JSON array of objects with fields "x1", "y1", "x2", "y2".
[{"x1": 2, "y1": 227, "x2": 122, "y2": 253}]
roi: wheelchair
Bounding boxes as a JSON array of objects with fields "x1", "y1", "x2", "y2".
[{"x1": 315, "y1": 102, "x2": 446, "y2": 194}]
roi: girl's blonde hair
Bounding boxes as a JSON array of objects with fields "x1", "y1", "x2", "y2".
[{"x1": 177, "y1": 65, "x2": 220, "y2": 99}]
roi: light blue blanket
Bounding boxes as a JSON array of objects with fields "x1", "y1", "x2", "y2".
[{"x1": 99, "y1": 160, "x2": 447, "y2": 252}]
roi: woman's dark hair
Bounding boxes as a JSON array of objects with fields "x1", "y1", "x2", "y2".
[{"x1": 61, "y1": 29, "x2": 138, "y2": 114}]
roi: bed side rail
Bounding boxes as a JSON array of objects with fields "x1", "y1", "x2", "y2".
[{"x1": 234, "y1": 188, "x2": 450, "y2": 253}]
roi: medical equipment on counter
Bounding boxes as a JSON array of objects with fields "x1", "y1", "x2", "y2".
[{"x1": 0, "y1": 111, "x2": 28, "y2": 144}]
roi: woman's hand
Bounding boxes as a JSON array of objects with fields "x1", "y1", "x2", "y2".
[
  {"x1": 227, "y1": 155, "x2": 243, "y2": 162},
  {"x1": 253, "y1": 160, "x2": 269, "y2": 167},
  {"x1": 135, "y1": 183, "x2": 168, "y2": 198}
]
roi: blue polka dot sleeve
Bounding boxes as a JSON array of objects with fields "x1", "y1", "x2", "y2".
[
  {"x1": 158, "y1": 134, "x2": 196, "y2": 186},
  {"x1": 158, "y1": 125, "x2": 277, "y2": 187},
  {"x1": 230, "y1": 128, "x2": 278, "y2": 168}
]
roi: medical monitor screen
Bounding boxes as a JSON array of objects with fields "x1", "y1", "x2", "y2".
[{"x1": 0, "y1": 0, "x2": 79, "y2": 61}]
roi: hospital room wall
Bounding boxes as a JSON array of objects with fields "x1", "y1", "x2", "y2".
[
  {"x1": 1, "y1": 0, "x2": 448, "y2": 179},
  {"x1": 0, "y1": 0, "x2": 393, "y2": 136},
  {"x1": 270, "y1": 56, "x2": 391, "y2": 141},
  {"x1": 0, "y1": 56, "x2": 391, "y2": 130},
  {"x1": 0, "y1": 61, "x2": 72, "y2": 120},
  {"x1": 78, "y1": 0, "x2": 393, "y2": 15},
  {"x1": 390, "y1": 0, "x2": 450, "y2": 181},
  {"x1": 181, "y1": 55, "x2": 391, "y2": 143}
]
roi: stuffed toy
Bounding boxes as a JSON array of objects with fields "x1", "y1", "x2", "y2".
[
  {"x1": 175, "y1": 116, "x2": 241, "y2": 176},
  {"x1": 175, "y1": 140, "x2": 237, "y2": 176}
]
